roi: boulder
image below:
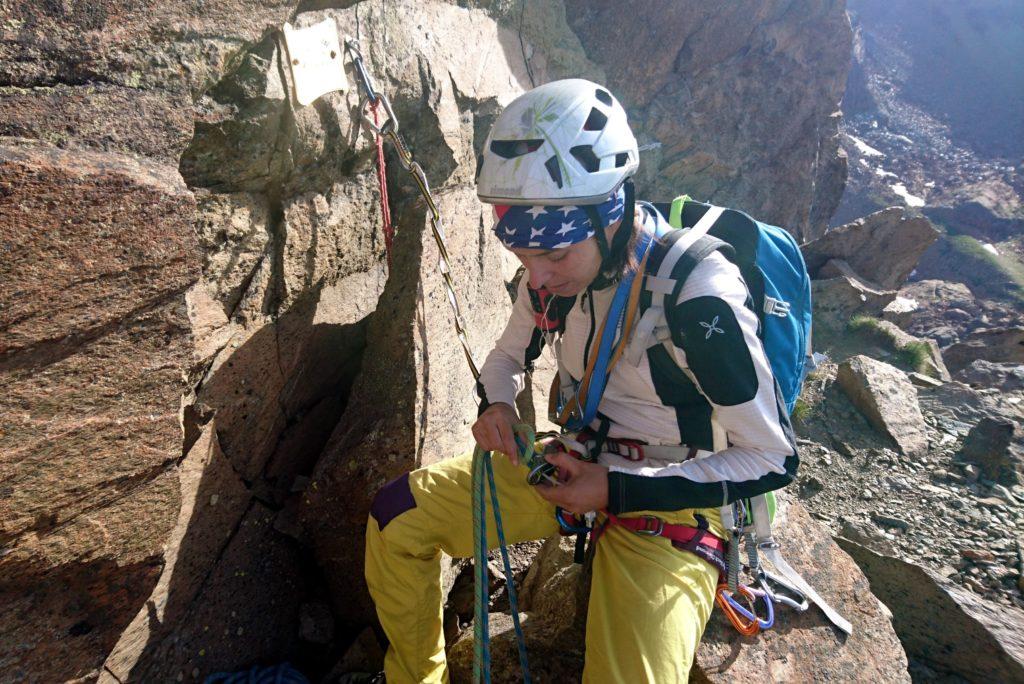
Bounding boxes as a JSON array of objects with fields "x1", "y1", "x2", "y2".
[
  {"x1": 836, "y1": 355, "x2": 929, "y2": 456},
  {"x1": 811, "y1": 262, "x2": 897, "y2": 332},
  {"x1": 956, "y1": 360, "x2": 1024, "y2": 392},
  {"x1": 917, "y1": 381, "x2": 1024, "y2": 433},
  {"x1": 837, "y1": 538, "x2": 1024, "y2": 682},
  {"x1": 881, "y1": 295, "x2": 920, "y2": 328},
  {"x1": 448, "y1": 499, "x2": 909, "y2": 682},
  {"x1": 960, "y1": 416, "x2": 1024, "y2": 486},
  {"x1": 943, "y1": 327, "x2": 1024, "y2": 373},
  {"x1": 802, "y1": 207, "x2": 939, "y2": 289}
]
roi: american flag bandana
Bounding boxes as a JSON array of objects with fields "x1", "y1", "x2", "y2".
[{"x1": 491, "y1": 187, "x2": 625, "y2": 250}]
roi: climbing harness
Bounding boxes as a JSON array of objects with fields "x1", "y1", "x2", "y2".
[
  {"x1": 472, "y1": 425, "x2": 537, "y2": 684},
  {"x1": 342, "y1": 37, "x2": 480, "y2": 379}
]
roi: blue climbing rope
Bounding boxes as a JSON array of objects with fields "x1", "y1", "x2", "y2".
[{"x1": 472, "y1": 425, "x2": 534, "y2": 683}]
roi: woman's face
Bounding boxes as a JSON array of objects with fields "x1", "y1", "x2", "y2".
[{"x1": 510, "y1": 237, "x2": 602, "y2": 297}]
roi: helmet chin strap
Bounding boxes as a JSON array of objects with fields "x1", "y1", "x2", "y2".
[{"x1": 584, "y1": 180, "x2": 635, "y2": 289}]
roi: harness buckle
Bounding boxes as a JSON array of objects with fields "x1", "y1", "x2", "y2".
[
  {"x1": 609, "y1": 438, "x2": 646, "y2": 461},
  {"x1": 634, "y1": 515, "x2": 665, "y2": 536}
]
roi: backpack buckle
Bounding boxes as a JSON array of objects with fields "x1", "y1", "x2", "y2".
[{"x1": 764, "y1": 297, "x2": 791, "y2": 318}]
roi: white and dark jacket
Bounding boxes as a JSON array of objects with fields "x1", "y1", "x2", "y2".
[{"x1": 477, "y1": 207, "x2": 799, "y2": 515}]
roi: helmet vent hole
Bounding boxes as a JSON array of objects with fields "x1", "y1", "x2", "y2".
[
  {"x1": 583, "y1": 108, "x2": 608, "y2": 131},
  {"x1": 615, "y1": 152, "x2": 629, "y2": 168},
  {"x1": 569, "y1": 145, "x2": 600, "y2": 173},
  {"x1": 490, "y1": 139, "x2": 544, "y2": 159},
  {"x1": 544, "y1": 155, "x2": 564, "y2": 188},
  {"x1": 595, "y1": 89, "x2": 613, "y2": 106}
]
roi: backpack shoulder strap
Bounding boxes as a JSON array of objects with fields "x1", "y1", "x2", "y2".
[{"x1": 625, "y1": 205, "x2": 729, "y2": 366}]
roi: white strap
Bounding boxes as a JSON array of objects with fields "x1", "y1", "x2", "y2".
[
  {"x1": 644, "y1": 275, "x2": 676, "y2": 296},
  {"x1": 654, "y1": 205, "x2": 724, "y2": 281},
  {"x1": 625, "y1": 206, "x2": 726, "y2": 366},
  {"x1": 626, "y1": 306, "x2": 664, "y2": 366},
  {"x1": 751, "y1": 495, "x2": 854, "y2": 635},
  {"x1": 689, "y1": 205, "x2": 725, "y2": 242}
]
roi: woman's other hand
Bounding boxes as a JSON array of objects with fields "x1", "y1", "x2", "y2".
[
  {"x1": 471, "y1": 402, "x2": 522, "y2": 464},
  {"x1": 535, "y1": 451, "x2": 609, "y2": 514}
]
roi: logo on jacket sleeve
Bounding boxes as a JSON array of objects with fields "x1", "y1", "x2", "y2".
[
  {"x1": 670, "y1": 296, "x2": 758, "y2": 406},
  {"x1": 699, "y1": 315, "x2": 724, "y2": 339}
]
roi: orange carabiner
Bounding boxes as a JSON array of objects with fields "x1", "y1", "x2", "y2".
[{"x1": 715, "y1": 584, "x2": 761, "y2": 636}]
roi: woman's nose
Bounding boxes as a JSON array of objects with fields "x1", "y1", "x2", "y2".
[{"x1": 527, "y1": 263, "x2": 551, "y2": 289}]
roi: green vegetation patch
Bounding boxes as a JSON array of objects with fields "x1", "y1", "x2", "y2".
[
  {"x1": 846, "y1": 315, "x2": 933, "y2": 374},
  {"x1": 946, "y1": 234, "x2": 1024, "y2": 305}
]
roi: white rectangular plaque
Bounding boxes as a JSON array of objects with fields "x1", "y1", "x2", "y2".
[{"x1": 282, "y1": 18, "x2": 348, "y2": 106}]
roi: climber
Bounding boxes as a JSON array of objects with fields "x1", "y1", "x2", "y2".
[{"x1": 363, "y1": 78, "x2": 799, "y2": 683}]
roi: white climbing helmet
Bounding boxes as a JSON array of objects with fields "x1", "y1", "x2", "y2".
[{"x1": 476, "y1": 78, "x2": 639, "y2": 206}]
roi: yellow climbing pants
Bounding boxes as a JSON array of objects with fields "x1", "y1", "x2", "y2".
[{"x1": 365, "y1": 451, "x2": 724, "y2": 683}]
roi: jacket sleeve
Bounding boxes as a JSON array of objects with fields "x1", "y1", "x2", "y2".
[
  {"x1": 606, "y1": 253, "x2": 799, "y2": 513},
  {"x1": 476, "y1": 276, "x2": 547, "y2": 413}
]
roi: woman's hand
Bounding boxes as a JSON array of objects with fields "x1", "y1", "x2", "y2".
[
  {"x1": 471, "y1": 402, "x2": 523, "y2": 464},
  {"x1": 535, "y1": 451, "x2": 609, "y2": 514}
]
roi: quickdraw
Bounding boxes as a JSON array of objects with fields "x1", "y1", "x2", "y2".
[
  {"x1": 344, "y1": 37, "x2": 480, "y2": 379},
  {"x1": 715, "y1": 584, "x2": 774, "y2": 637},
  {"x1": 340, "y1": 34, "x2": 519, "y2": 683}
]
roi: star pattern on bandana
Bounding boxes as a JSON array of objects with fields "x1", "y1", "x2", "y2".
[{"x1": 493, "y1": 189, "x2": 624, "y2": 250}]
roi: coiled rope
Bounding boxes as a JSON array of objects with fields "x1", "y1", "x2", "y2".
[{"x1": 472, "y1": 424, "x2": 535, "y2": 683}]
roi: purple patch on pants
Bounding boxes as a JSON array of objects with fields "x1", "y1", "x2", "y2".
[{"x1": 370, "y1": 472, "x2": 417, "y2": 531}]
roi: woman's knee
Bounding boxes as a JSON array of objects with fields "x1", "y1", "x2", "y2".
[{"x1": 369, "y1": 471, "x2": 419, "y2": 532}]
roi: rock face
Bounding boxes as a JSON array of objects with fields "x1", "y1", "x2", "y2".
[
  {"x1": 836, "y1": 355, "x2": 929, "y2": 456},
  {"x1": 838, "y1": 539, "x2": 1024, "y2": 682},
  {"x1": 447, "y1": 499, "x2": 910, "y2": 682},
  {"x1": 0, "y1": 141, "x2": 200, "y2": 680},
  {"x1": 298, "y1": 1, "x2": 585, "y2": 630},
  {"x1": 565, "y1": 0, "x2": 851, "y2": 241},
  {"x1": 1, "y1": 0, "x2": 857, "y2": 680}
]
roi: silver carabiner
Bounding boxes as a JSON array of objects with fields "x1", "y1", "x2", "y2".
[
  {"x1": 757, "y1": 568, "x2": 810, "y2": 612},
  {"x1": 361, "y1": 94, "x2": 398, "y2": 136}
]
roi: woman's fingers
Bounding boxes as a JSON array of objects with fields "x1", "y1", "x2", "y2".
[{"x1": 495, "y1": 419, "x2": 519, "y2": 465}]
